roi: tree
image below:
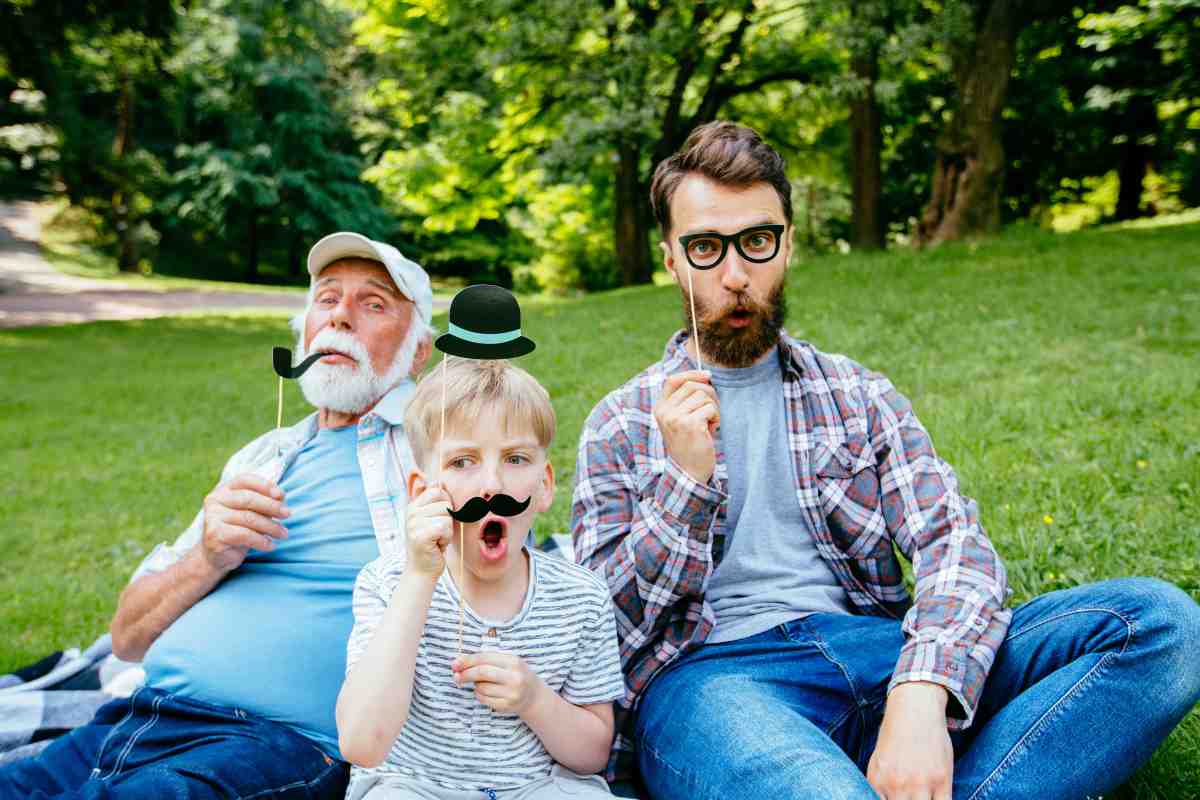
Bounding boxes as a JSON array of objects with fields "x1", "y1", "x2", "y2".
[
  {"x1": 0, "y1": 1, "x2": 181, "y2": 269},
  {"x1": 164, "y1": 0, "x2": 390, "y2": 281},
  {"x1": 1076, "y1": 0, "x2": 1200, "y2": 219},
  {"x1": 353, "y1": 0, "x2": 839, "y2": 287},
  {"x1": 914, "y1": 0, "x2": 1027, "y2": 245}
]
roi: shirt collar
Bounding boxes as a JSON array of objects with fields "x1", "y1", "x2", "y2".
[{"x1": 363, "y1": 378, "x2": 416, "y2": 428}]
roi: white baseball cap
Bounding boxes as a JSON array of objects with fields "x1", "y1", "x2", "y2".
[{"x1": 306, "y1": 232, "x2": 433, "y2": 325}]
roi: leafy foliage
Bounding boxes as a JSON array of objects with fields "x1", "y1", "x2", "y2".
[{"x1": 0, "y1": 0, "x2": 1195, "y2": 282}]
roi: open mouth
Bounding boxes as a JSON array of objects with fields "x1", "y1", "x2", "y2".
[
  {"x1": 478, "y1": 516, "x2": 509, "y2": 562},
  {"x1": 727, "y1": 307, "x2": 754, "y2": 327}
]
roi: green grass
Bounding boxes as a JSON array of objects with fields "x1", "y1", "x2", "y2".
[{"x1": 3, "y1": 219, "x2": 1199, "y2": 796}]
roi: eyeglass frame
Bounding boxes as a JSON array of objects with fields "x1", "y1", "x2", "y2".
[{"x1": 677, "y1": 223, "x2": 786, "y2": 271}]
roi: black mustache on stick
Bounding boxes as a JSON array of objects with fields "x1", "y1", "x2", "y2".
[
  {"x1": 272, "y1": 347, "x2": 324, "y2": 379},
  {"x1": 448, "y1": 494, "x2": 531, "y2": 523}
]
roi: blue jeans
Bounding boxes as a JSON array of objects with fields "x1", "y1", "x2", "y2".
[
  {"x1": 636, "y1": 577, "x2": 1200, "y2": 800},
  {"x1": 0, "y1": 687, "x2": 349, "y2": 799}
]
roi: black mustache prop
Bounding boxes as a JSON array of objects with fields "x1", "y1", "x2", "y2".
[
  {"x1": 448, "y1": 494, "x2": 531, "y2": 523},
  {"x1": 272, "y1": 347, "x2": 325, "y2": 379}
]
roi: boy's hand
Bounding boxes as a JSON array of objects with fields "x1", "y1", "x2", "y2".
[
  {"x1": 451, "y1": 652, "x2": 545, "y2": 716},
  {"x1": 406, "y1": 483, "x2": 453, "y2": 579}
]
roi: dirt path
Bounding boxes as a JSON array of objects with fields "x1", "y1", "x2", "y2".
[{"x1": 0, "y1": 202, "x2": 304, "y2": 328}]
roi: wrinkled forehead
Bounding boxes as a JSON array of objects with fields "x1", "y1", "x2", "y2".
[{"x1": 313, "y1": 257, "x2": 400, "y2": 295}]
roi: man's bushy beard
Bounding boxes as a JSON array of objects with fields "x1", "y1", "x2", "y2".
[
  {"x1": 295, "y1": 324, "x2": 421, "y2": 414},
  {"x1": 682, "y1": 276, "x2": 787, "y2": 369}
]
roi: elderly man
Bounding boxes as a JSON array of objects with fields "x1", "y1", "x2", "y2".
[
  {"x1": 0, "y1": 232, "x2": 433, "y2": 799},
  {"x1": 572, "y1": 122, "x2": 1200, "y2": 800}
]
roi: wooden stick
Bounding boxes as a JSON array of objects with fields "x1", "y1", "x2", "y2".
[
  {"x1": 439, "y1": 356, "x2": 467, "y2": 657},
  {"x1": 276, "y1": 376, "x2": 284, "y2": 429},
  {"x1": 457, "y1": 519, "x2": 465, "y2": 656},
  {"x1": 686, "y1": 266, "x2": 703, "y2": 372}
]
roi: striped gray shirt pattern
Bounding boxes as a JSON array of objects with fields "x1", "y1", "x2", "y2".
[{"x1": 346, "y1": 549, "x2": 625, "y2": 791}]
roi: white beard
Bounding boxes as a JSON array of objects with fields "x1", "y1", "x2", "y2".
[{"x1": 296, "y1": 324, "x2": 421, "y2": 414}]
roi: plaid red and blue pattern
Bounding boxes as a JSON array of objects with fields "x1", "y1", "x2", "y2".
[{"x1": 571, "y1": 330, "x2": 1012, "y2": 782}]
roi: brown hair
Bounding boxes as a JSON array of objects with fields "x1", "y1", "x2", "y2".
[
  {"x1": 405, "y1": 358, "x2": 556, "y2": 469},
  {"x1": 650, "y1": 121, "x2": 792, "y2": 236}
]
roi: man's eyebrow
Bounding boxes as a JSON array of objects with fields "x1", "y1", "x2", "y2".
[
  {"x1": 314, "y1": 277, "x2": 341, "y2": 290},
  {"x1": 364, "y1": 277, "x2": 401, "y2": 297},
  {"x1": 682, "y1": 219, "x2": 779, "y2": 237}
]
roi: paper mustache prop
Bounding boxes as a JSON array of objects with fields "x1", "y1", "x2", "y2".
[
  {"x1": 434, "y1": 284, "x2": 536, "y2": 655},
  {"x1": 448, "y1": 493, "x2": 531, "y2": 523}
]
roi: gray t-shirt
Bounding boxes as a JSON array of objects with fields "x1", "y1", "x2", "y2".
[{"x1": 705, "y1": 352, "x2": 851, "y2": 644}]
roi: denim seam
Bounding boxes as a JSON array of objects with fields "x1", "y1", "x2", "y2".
[
  {"x1": 236, "y1": 754, "x2": 342, "y2": 800},
  {"x1": 641, "y1": 739, "x2": 718, "y2": 800},
  {"x1": 91, "y1": 687, "x2": 141, "y2": 776},
  {"x1": 966, "y1": 608, "x2": 1135, "y2": 800},
  {"x1": 105, "y1": 691, "x2": 166, "y2": 780},
  {"x1": 804, "y1": 633, "x2": 864, "y2": 736},
  {"x1": 1002, "y1": 606, "x2": 1135, "y2": 650}
]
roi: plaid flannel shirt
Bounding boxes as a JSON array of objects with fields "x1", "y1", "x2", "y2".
[{"x1": 571, "y1": 331, "x2": 1012, "y2": 782}]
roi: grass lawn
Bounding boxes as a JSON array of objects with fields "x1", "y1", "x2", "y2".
[{"x1": 3, "y1": 218, "x2": 1198, "y2": 796}]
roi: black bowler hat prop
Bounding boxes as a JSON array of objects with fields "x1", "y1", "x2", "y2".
[{"x1": 435, "y1": 284, "x2": 535, "y2": 360}]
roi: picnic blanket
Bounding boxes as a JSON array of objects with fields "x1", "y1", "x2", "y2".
[{"x1": 0, "y1": 634, "x2": 143, "y2": 766}]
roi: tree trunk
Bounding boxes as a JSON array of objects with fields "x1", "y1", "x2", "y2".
[
  {"x1": 614, "y1": 140, "x2": 652, "y2": 285},
  {"x1": 1115, "y1": 94, "x2": 1156, "y2": 221},
  {"x1": 849, "y1": 48, "x2": 885, "y2": 250},
  {"x1": 246, "y1": 212, "x2": 260, "y2": 283},
  {"x1": 915, "y1": 0, "x2": 1021, "y2": 247},
  {"x1": 288, "y1": 228, "x2": 303, "y2": 276},
  {"x1": 112, "y1": 67, "x2": 138, "y2": 272}
]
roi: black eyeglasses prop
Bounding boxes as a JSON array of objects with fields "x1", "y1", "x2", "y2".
[{"x1": 675, "y1": 224, "x2": 785, "y2": 371}]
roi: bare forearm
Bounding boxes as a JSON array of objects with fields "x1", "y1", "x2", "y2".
[
  {"x1": 522, "y1": 689, "x2": 614, "y2": 776},
  {"x1": 109, "y1": 546, "x2": 226, "y2": 661},
  {"x1": 337, "y1": 573, "x2": 436, "y2": 767}
]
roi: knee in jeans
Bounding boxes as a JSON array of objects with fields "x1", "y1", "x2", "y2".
[{"x1": 1125, "y1": 578, "x2": 1200, "y2": 698}]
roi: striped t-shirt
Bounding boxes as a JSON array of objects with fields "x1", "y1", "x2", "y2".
[{"x1": 345, "y1": 548, "x2": 625, "y2": 792}]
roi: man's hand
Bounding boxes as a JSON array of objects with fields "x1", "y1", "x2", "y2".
[
  {"x1": 654, "y1": 370, "x2": 720, "y2": 484},
  {"x1": 405, "y1": 482, "x2": 453, "y2": 579},
  {"x1": 451, "y1": 651, "x2": 545, "y2": 716},
  {"x1": 867, "y1": 682, "x2": 954, "y2": 800},
  {"x1": 201, "y1": 473, "x2": 290, "y2": 575}
]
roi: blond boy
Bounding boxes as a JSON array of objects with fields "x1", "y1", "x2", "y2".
[{"x1": 336, "y1": 359, "x2": 623, "y2": 800}]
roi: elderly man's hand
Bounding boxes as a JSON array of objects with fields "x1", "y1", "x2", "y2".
[
  {"x1": 200, "y1": 474, "x2": 290, "y2": 575},
  {"x1": 867, "y1": 682, "x2": 954, "y2": 800}
]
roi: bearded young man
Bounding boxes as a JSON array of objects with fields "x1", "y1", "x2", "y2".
[
  {"x1": 571, "y1": 122, "x2": 1200, "y2": 800},
  {"x1": 0, "y1": 233, "x2": 433, "y2": 800}
]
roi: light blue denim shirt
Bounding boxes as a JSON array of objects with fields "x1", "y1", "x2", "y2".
[{"x1": 131, "y1": 380, "x2": 416, "y2": 582}]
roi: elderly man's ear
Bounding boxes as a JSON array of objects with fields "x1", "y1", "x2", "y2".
[{"x1": 411, "y1": 332, "x2": 433, "y2": 377}]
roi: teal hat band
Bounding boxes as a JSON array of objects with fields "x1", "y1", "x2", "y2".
[{"x1": 448, "y1": 322, "x2": 522, "y2": 345}]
